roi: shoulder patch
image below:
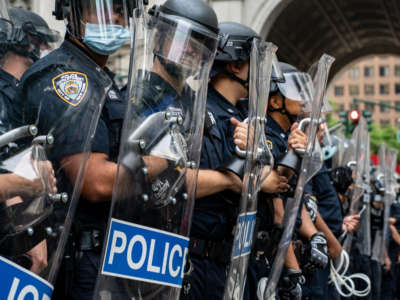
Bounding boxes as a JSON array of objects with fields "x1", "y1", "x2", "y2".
[
  {"x1": 52, "y1": 72, "x2": 88, "y2": 106},
  {"x1": 108, "y1": 89, "x2": 119, "y2": 100},
  {"x1": 266, "y1": 139, "x2": 273, "y2": 150}
]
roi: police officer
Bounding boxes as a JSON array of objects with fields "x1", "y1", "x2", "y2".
[
  {"x1": 14, "y1": 1, "x2": 133, "y2": 299},
  {"x1": 369, "y1": 176, "x2": 385, "y2": 300},
  {"x1": 180, "y1": 22, "x2": 287, "y2": 300},
  {"x1": 0, "y1": 7, "x2": 59, "y2": 137},
  {"x1": 265, "y1": 62, "x2": 331, "y2": 298},
  {"x1": 301, "y1": 126, "x2": 346, "y2": 300},
  {"x1": 92, "y1": 1, "x2": 221, "y2": 298},
  {"x1": 0, "y1": 7, "x2": 59, "y2": 204},
  {"x1": 180, "y1": 22, "x2": 253, "y2": 300},
  {"x1": 0, "y1": 6, "x2": 59, "y2": 276}
]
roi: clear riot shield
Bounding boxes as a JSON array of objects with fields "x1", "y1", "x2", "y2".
[
  {"x1": 0, "y1": 51, "x2": 112, "y2": 298},
  {"x1": 94, "y1": 5, "x2": 219, "y2": 300},
  {"x1": 343, "y1": 117, "x2": 368, "y2": 253},
  {"x1": 382, "y1": 147, "x2": 398, "y2": 257},
  {"x1": 371, "y1": 143, "x2": 386, "y2": 264},
  {"x1": 0, "y1": 0, "x2": 9, "y2": 20},
  {"x1": 223, "y1": 40, "x2": 279, "y2": 300},
  {"x1": 358, "y1": 134, "x2": 372, "y2": 257},
  {"x1": 262, "y1": 54, "x2": 335, "y2": 299},
  {"x1": 331, "y1": 132, "x2": 345, "y2": 170}
]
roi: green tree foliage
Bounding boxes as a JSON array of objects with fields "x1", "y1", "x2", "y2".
[
  {"x1": 325, "y1": 98, "x2": 400, "y2": 163},
  {"x1": 369, "y1": 123, "x2": 400, "y2": 163}
]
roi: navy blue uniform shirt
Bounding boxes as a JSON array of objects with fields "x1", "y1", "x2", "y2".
[
  {"x1": 191, "y1": 85, "x2": 245, "y2": 241},
  {"x1": 265, "y1": 115, "x2": 304, "y2": 230},
  {"x1": 15, "y1": 38, "x2": 125, "y2": 231},
  {"x1": 0, "y1": 68, "x2": 18, "y2": 136},
  {"x1": 265, "y1": 116, "x2": 289, "y2": 160},
  {"x1": 311, "y1": 162, "x2": 343, "y2": 236}
]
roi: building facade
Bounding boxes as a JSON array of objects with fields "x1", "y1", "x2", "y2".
[{"x1": 327, "y1": 55, "x2": 400, "y2": 128}]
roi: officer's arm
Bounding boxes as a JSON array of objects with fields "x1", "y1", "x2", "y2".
[
  {"x1": 61, "y1": 152, "x2": 118, "y2": 203},
  {"x1": 273, "y1": 196, "x2": 285, "y2": 224},
  {"x1": 0, "y1": 173, "x2": 44, "y2": 202},
  {"x1": 196, "y1": 169, "x2": 242, "y2": 198},
  {"x1": 62, "y1": 152, "x2": 170, "y2": 202},
  {"x1": 314, "y1": 211, "x2": 342, "y2": 259},
  {"x1": 284, "y1": 242, "x2": 300, "y2": 270},
  {"x1": 390, "y1": 224, "x2": 400, "y2": 246},
  {"x1": 299, "y1": 204, "x2": 318, "y2": 239}
]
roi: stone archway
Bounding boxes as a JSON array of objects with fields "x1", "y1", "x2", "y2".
[{"x1": 254, "y1": 0, "x2": 400, "y2": 79}]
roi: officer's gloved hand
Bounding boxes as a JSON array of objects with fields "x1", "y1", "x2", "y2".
[
  {"x1": 217, "y1": 119, "x2": 249, "y2": 179},
  {"x1": 278, "y1": 269, "x2": 304, "y2": 300},
  {"x1": 302, "y1": 232, "x2": 329, "y2": 273},
  {"x1": 330, "y1": 166, "x2": 353, "y2": 195},
  {"x1": 304, "y1": 194, "x2": 318, "y2": 223},
  {"x1": 281, "y1": 174, "x2": 297, "y2": 198}
]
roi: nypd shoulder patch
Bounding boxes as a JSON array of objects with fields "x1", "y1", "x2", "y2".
[
  {"x1": 52, "y1": 72, "x2": 88, "y2": 106},
  {"x1": 266, "y1": 139, "x2": 273, "y2": 150}
]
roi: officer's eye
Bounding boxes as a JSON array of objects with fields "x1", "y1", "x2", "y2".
[{"x1": 114, "y1": 6, "x2": 124, "y2": 18}]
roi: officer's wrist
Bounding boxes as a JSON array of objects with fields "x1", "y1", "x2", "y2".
[{"x1": 218, "y1": 170, "x2": 236, "y2": 191}]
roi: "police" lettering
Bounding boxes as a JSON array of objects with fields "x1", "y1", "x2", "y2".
[
  {"x1": 7, "y1": 278, "x2": 51, "y2": 300},
  {"x1": 232, "y1": 212, "x2": 257, "y2": 258},
  {"x1": 0, "y1": 256, "x2": 53, "y2": 300},
  {"x1": 101, "y1": 219, "x2": 189, "y2": 288}
]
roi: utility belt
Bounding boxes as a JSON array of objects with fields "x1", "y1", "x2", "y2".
[
  {"x1": 252, "y1": 226, "x2": 283, "y2": 261},
  {"x1": 76, "y1": 228, "x2": 105, "y2": 253},
  {"x1": 189, "y1": 238, "x2": 232, "y2": 265},
  {"x1": 252, "y1": 231, "x2": 269, "y2": 257}
]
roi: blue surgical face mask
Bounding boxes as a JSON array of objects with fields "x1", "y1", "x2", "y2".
[{"x1": 83, "y1": 23, "x2": 130, "y2": 55}]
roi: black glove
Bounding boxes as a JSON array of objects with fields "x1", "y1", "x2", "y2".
[
  {"x1": 302, "y1": 232, "x2": 329, "y2": 274},
  {"x1": 330, "y1": 166, "x2": 353, "y2": 195},
  {"x1": 304, "y1": 194, "x2": 318, "y2": 223},
  {"x1": 278, "y1": 269, "x2": 304, "y2": 300},
  {"x1": 217, "y1": 155, "x2": 245, "y2": 179},
  {"x1": 281, "y1": 174, "x2": 297, "y2": 198},
  {"x1": 263, "y1": 223, "x2": 283, "y2": 260}
]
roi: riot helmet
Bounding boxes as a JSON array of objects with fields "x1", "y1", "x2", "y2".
[
  {"x1": 148, "y1": 0, "x2": 219, "y2": 84},
  {"x1": 268, "y1": 62, "x2": 313, "y2": 123},
  {"x1": 215, "y1": 22, "x2": 259, "y2": 63},
  {"x1": 211, "y1": 22, "x2": 258, "y2": 90},
  {"x1": 156, "y1": 0, "x2": 218, "y2": 35},
  {"x1": 53, "y1": 0, "x2": 136, "y2": 55},
  {"x1": 0, "y1": 7, "x2": 60, "y2": 62},
  {"x1": 331, "y1": 166, "x2": 354, "y2": 195}
]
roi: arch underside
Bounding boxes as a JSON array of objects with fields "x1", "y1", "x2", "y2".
[{"x1": 264, "y1": 0, "x2": 400, "y2": 78}]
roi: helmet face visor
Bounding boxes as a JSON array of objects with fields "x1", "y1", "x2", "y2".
[
  {"x1": 22, "y1": 23, "x2": 61, "y2": 54},
  {"x1": 0, "y1": 0, "x2": 9, "y2": 21},
  {"x1": 153, "y1": 12, "x2": 219, "y2": 72},
  {"x1": 68, "y1": 0, "x2": 131, "y2": 51},
  {"x1": 277, "y1": 72, "x2": 313, "y2": 103},
  {"x1": 0, "y1": 18, "x2": 12, "y2": 45}
]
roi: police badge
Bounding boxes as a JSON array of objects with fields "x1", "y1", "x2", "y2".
[{"x1": 52, "y1": 71, "x2": 88, "y2": 106}]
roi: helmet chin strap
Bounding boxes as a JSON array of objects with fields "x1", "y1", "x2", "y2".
[
  {"x1": 269, "y1": 97, "x2": 297, "y2": 125},
  {"x1": 222, "y1": 69, "x2": 249, "y2": 92}
]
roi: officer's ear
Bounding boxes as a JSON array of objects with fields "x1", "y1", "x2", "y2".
[{"x1": 269, "y1": 93, "x2": 283, "y2": 109}]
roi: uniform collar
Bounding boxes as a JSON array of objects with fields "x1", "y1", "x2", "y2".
[
  {"x1": 208, "y1": 84, "x2": 241, "y2": 116},
  {"x1": 267, "y1": 115, "x2": 290, "y2": 139},
  {"x1": 0, "y1": 68, "x2": 19, "y2": 87},
  {"x1": 61, "y1": 38, "x2": 99, "y2": 69},
  {"x1": 145, "y1": 70, "x2": 194, "y2": 102},
  {"x1": 147, "y1": 71, "x2": 177, "y2": 96}
]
